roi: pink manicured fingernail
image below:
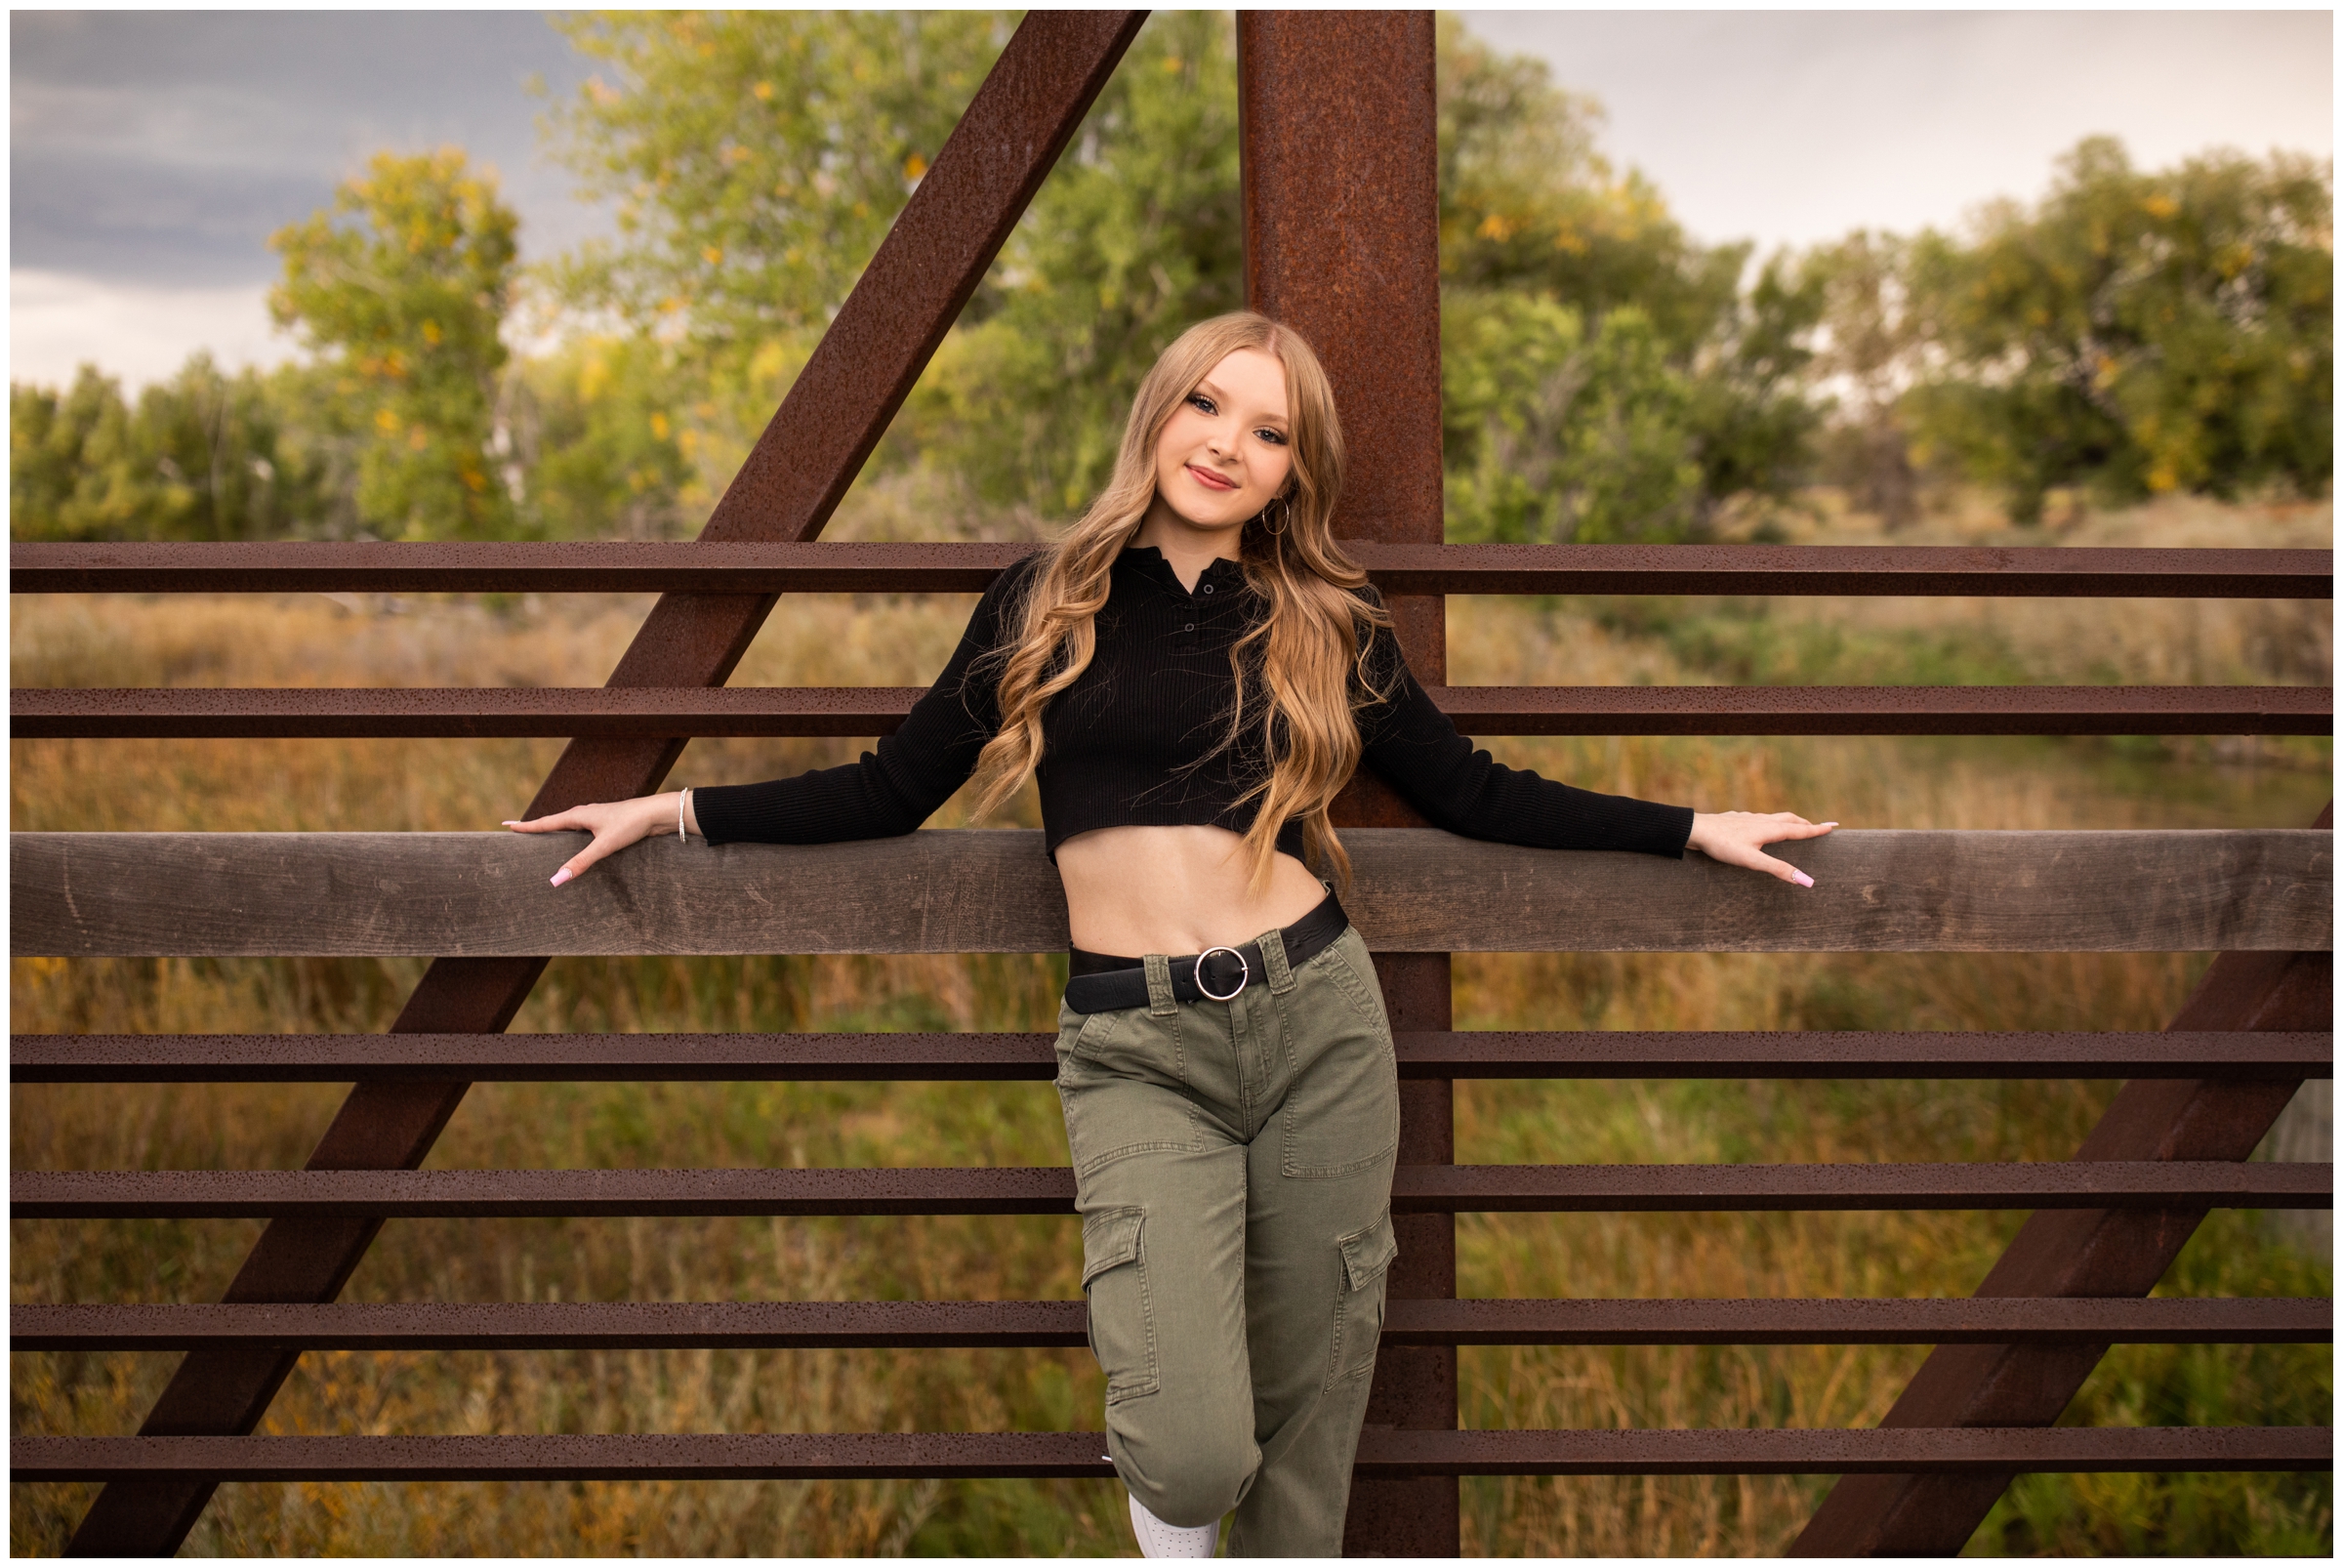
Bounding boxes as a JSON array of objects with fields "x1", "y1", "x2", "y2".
[
  {"x1": 502, "y1": 821, "x2": 522, "y2": 828},
  {"x1": 1791, "y1": 871, "x2": 1815, "y2": 888},
  {"x1": 550, "y1": 868, "x2": 573, "y2": 887},
  {"x1": 1822, "y1": 822, "x2": 1840, "y2": 829}
]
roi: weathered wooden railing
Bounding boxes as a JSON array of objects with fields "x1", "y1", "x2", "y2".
[
  {"x1": 11, "y1": 826, "x2": 2338, "y2": 1529},
  {"x1": 10, "y1": 9, "x2": 2336, "y2": 1557},
  {"x1": 11, "y1": 806, "x2": 2336, "y2": 1555}
]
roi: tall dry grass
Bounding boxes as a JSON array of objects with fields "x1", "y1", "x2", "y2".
[{"x1": 10, "y1": 491, "x2": 2331, "y2": 1555}]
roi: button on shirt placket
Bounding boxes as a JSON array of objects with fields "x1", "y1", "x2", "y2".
[{"x1": 1174, "y1": 573, "x2": 1210, "y2": 656}]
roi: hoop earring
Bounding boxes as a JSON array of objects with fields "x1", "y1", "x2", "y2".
[{"x1": 1259, "y1": 495, "x2": 1291, "y2": 537}]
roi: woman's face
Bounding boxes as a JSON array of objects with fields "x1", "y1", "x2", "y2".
[{"x1": 1150, "y1": 347, "x2": 1294, "y2": 536}]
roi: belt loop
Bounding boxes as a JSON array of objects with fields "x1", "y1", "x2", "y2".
[
  {"x1": 1260, "y1": 928, "x2": 1296, "y2": 995},
  {"x1": 1143, "y1": 954, "x2": 1177, "y2": 1016}
]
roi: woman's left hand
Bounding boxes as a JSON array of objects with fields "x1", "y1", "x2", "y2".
[{"x1": 1687, "y1": 811, "x2": 1837, "y2": 887}]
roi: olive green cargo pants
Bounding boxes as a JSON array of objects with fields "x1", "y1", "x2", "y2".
[{"x1": 1055, "y1": 924, "x2": 1401, "y2": 1557}]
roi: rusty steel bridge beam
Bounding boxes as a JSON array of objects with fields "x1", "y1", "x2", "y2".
[
  {"x1": 60, "y1": 14, "x2": 1148, "y2": 1557},
  {"x1": 1237, "y1": 10, "x2": 1462, "y2": 1555}
]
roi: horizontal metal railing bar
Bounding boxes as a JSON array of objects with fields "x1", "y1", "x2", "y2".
[
  {"x1": 13, "y1": 684, "x2": 2331, "y2": 738},
  {"x1": 10, "y1": 1426, "x2": 2329, "y2": 1482},
  {"x1": 11, "y1": 541, "x2": 2331, "y2": 598},
  {"x1": 11, "y1": 1163, "x2": 2328, "y2": 1218},
  {"x1": 1396, "y1": 1030, "x2": 2335, "y2": 1081},
  {"x1": 12, "y1": 1297, "x2": 2328, "y2": 1351},
  {"x1": 13, "y1": 1030, "x2": 2328, "y2": 1084}
]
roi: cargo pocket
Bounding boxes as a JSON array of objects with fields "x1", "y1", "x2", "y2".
[
  {"x1": 1081, "y1": 1207, "x2": 1159, "y2": 1404},
  {"x1": 1331, "y1": 1210, "x2": 1399, "y2": 1386}
]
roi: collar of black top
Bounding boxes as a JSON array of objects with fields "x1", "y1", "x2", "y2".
[
  {"x1": 1061, "y1": 890, "x2": 1349, "y2": 1013},
  {"x1": 1118, "y1": 546, "x2": 1250, "y2": 597}
]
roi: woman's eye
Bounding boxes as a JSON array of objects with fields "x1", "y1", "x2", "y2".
[
  {"x1": 1255, "y1": 428, "x2": 1288, "y2": 446},
  {"x1": 1187, "y1": 392, "x2": 1216, "y2": 415}
]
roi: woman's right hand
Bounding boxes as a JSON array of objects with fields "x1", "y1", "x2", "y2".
[{"x1": 505, "y1": 792, "x2": 687, "y2": 886}]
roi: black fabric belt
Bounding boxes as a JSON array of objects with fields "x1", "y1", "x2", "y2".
[{"x1": 1061, "y1": 891, "x2": 1349, "y2": 1014}]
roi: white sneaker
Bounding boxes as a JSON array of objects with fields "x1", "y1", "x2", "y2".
[{"x1": 1129, "y1": 1491, "x2": 1218, "y2": 1557}]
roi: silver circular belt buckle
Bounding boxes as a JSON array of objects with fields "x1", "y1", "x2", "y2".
[{"x1": 1193, "y1": 945, "x2": 1250, "y2": 1002}]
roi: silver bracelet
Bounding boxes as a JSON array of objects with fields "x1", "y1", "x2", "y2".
[{"x1": 678, "y1": 786, "x2": 690, "y2": 843}]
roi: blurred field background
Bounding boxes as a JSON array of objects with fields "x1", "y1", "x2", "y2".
[{"x1": 11, "y1": 487, "x2": 2331, "y2": 1556}]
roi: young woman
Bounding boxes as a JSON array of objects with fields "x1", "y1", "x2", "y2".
[{"x1": 509, "y1": 312, "x2": 1831, "y2": 1557}]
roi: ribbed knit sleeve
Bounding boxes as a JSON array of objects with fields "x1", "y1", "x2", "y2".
[
  {"x1": 688, "y1": 556, "x2": 1038, "y2": 846},
  {"x1": 1353, "y1": 609, "x2": 1695, "y2": 858}
]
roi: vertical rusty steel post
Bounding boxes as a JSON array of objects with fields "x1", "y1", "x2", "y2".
[
  {"x1": 1239, "y1": 12, "x2": 1459, "y2": 1556},
  {"x1": 1791, "y1": 811, "x2": 2332, "y2": 1556},
  {"x1": 62, "y1": 14, "x2": 1147, "y2": 1556}
]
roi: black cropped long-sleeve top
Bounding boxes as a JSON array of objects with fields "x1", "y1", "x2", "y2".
[{"x1": 690, "y1": 546, "x2": 1695, "y2": 861}]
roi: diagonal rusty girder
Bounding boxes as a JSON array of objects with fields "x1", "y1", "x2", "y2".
[
  {"x1": 62, "y1": 13, "x2": 1147, "y2": 1556},
  {"x1": 1790, "y1": 800, "x2": 2335, "y2": 1556}
]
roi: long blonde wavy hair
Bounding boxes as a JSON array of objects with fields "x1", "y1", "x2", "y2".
[{"x1": 966, "y1": 311, "x2": 1392, "y2": 892}]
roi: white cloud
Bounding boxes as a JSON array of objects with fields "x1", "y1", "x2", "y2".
[{"x1": 10, "y1": 269, "x2": 300, "y2": 393}]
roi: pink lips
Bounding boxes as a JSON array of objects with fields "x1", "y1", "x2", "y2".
[{"x1": 1186, "y1": 464, "x2": 1238, "y2": 493}]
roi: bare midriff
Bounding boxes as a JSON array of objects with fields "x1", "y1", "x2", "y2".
[{"x1": 1053, "y1": 823, "x2": 1332, "y2": 958}]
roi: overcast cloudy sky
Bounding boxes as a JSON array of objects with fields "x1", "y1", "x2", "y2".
[{"x1": 10, "y1": 9, "x2": 2333, "y2": 392}]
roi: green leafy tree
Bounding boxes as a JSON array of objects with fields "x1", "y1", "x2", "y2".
[
  {"x1": 1442, "y1": 292, "x2": 1702, "y2": 543},
  {"x1": 1802, "y1": 230, "x2": 1923, "y2": 526},
  {"x1": 546, "y1": 12, "x2": 1239, "y2": 524},
  {"x1": 11, "y1": 357, "x2": 319, "y2": 541},
  {"x1": 546, "y1": 11, "x2": 1010, "y2": 353},
  {"x1": 1439, "y1": 16, "x2": 1739, "y2": 357},
  {"x1": 509, "y1": 335, "x2": 698, "y2": 538},
  {"x1": 1901, "y1": 137, "x2": 2331, "y2": 520},
  {"x1": 541, "y1": 12, "x2": 1014, "y2": 516},
  {"x1": 538, "y1": 13, "x2": 1814, "y2": 538},
  {"x1": 910, "y1": 11, "x2": 1245, "y2": 516},
  {"x1": 1435, "y1": 16, "x2": 1820, "y2": 540},
  {"x1": 1681, "y1": 257, "x2": 1826, "y2": 527},
  {"x1": 12, "y1": 368, "x2": 144, "y2": 540},
  {"x1": 269, "y1": 148, "x2": 519, "y2": 539}
]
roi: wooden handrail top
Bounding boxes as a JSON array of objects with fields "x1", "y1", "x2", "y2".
[{"x1": 13, "y1": 829, "x2": 2330, "y2": 958}]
